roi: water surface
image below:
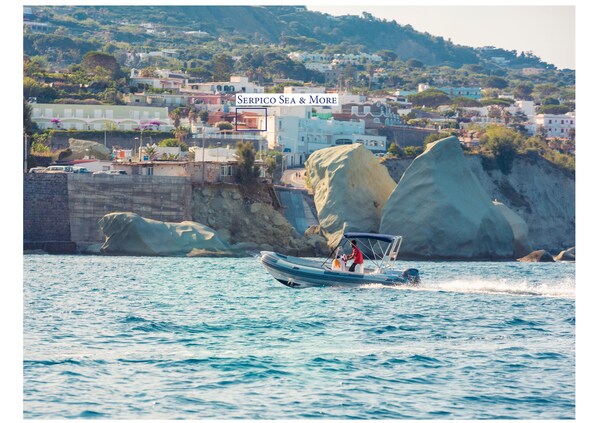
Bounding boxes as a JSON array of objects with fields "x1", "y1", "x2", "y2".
[{"x1": 24, "y1": 256, "x2": 575, "y2": 419}]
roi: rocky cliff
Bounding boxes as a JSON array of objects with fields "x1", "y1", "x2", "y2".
[
  {"x1": 382, "y1": 151, "x2": 575, "y2": 253},
  {"x1": 191, "y1": 184, "x2": 328, "y2": 256},
  {"x1": 380, "y1": 136, "x2": 519, "y2": 259}
]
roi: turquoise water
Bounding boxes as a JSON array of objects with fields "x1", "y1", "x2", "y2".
[{"x1": 23, "y1": 255, "x2": 575, "y2": 419}]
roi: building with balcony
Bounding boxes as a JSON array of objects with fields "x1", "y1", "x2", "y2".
[
  {"x1": 182, "y1": 76, "x2": 264, "y2": 94},
  {"x1": 31, "y1": 103, "x2": 174, "y2": 132}
]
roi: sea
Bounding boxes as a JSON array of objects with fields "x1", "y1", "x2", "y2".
[{"x1": 23, "y1": 255, "x2": 575, "y2": 420}]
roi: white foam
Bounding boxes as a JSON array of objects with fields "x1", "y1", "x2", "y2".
[{"x1": 413, "y1": 277, "x2": 576, "y2": 298}]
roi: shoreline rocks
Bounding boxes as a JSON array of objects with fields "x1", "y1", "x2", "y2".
[
  {"x1": 517, "y1": 250, "x2": 555, "y2": 262},
  {"x1": 98, "y1": 212, "x2": 233, "y2": 257}
]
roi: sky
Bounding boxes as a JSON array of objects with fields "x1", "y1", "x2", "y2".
[{"x1": 307, "y1": 5, "x2": 575, "y2": 70}]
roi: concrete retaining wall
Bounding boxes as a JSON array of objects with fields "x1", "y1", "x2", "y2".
[
  {"x1": 67, "y1": 174, "x2": 192, "y2": 243},
  {"x1": 24, "y1": 173, "x2": 76, "y2": 252}
]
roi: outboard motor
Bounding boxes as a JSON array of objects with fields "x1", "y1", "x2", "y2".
[{"x1": 402, "y1": 268, "x2": 421, "y2": 284}]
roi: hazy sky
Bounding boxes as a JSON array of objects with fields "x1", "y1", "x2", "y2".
[{"x1": 307, "y1": 5, "x2": 575, "y2": 70}]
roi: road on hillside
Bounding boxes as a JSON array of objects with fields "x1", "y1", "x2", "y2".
[
  {"x1": 280, "y1": 169, "x2": 307, "y2": 189},
  {"x1": 276, "y1": 169, "x2": 318, "y2": 234}
]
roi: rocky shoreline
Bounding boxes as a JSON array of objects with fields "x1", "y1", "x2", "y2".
[{"x1": 25, "y1": 137, "x2": 574, "y2": 261}]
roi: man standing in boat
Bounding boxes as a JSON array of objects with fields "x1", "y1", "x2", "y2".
[{"x1": 347, "y1": 239, "x2": 364, "y2": 273}]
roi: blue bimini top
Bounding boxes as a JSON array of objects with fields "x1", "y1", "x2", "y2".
[{"x1": 343, "y1": 232, "x2": 398, "y2": 243}]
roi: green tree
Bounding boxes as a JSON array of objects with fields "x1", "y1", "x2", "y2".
[
  {"x1": 408, "y1": 89, "x2": 451, "y2": 108},
  {"x1": 159, "y1": 138, "x2": 189, "y2": 151},
  {"x1": 23, "y1": 98, "x2": 38, "y2": 136},
  {"x1": 513, "y1": 82, "x2": 534, "y2": 100},
  {"x1": 452, "y1": 96, "x2": 482, "y2": 107},
  {"x1": 403, "y1": 146, "x2": 423, "y2": 157},
  {"x1": 213, "y1": 53, "x2": 233, "y2": 80},
  {"x1": 199, "y1": 110, "x2": 209, "y2": 124},
  {"x1": 483, "y1": 76, "x2": 508, "y2": 89},
  {"x1": 406, "y1": 58, "x2": 424, "y2": 68},
  {"x1": 480, "y1": 125, "x2": 521, "y2": 174},
  {"x1": 235, "y1": 141, "x2": 260, "y2": 184},
  {"x1": 81, "y1": 51, "x2": 121, "y2": 78},
  {"x1": 169, "y1": 107, "x2": 184, "y2": 129},
  {"x1": 387, "y1": 143, "x2": 402, "y2": 157},
  {"x1": 216, "y1": 121, "x2": 233, "y2": 131},
  {"x1": 538, "y1": 105, "x2": 570, "y2": 115}
]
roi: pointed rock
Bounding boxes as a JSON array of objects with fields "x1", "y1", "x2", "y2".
[
  {"x1": 380, "y1": 136, "x2": 516, "y2": 259},
  {"x1": 305, "y1": 144, "x2": 396, "y2": 247}
]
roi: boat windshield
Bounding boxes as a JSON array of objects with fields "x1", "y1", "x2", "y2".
[{"x1": 322, "y1": 233, "x2": 403, "y2": 273}]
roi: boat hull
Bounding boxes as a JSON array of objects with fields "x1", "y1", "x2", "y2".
[{"x1": 260, "y1": 251, "x2": 418, "y2": 288}]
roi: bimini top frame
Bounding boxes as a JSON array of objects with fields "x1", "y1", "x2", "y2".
[{"x1": 322, "y1": 232, "x2": 403, "y2": 272}]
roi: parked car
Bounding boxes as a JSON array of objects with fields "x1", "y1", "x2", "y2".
[
  {"x1": 28, "y1": 167, "x2": 47, "y2": 173},
  {"x1": 93, "y1": 170, "x2": 127, "y2": 175},
  {"x1": 45, "y1": 165, "x2": 75, "y2": 173},
  {"x1": 72, "y1": 167, "x2": 91, "y2": 174}
]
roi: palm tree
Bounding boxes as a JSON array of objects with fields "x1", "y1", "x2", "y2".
[
  {"x1": 173, "y1": 126, "x2": 190, "y2": 143},
  {"x1": 169, "y1": 107, "x2": 183, "y2": 129},
  {"x1": 144, "y1": 145, "x2": 158, "y2": 161}
]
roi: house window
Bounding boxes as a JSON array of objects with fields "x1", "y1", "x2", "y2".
[
  {"x1": 146, "y1": 167, "x2": 154, "y2": 176},
  {"x1": 561, "y1": 120, "x2": 564, "y2": 124},
  {"x1": 220, "y1": 165, "x2": 232, "y2": 176},
  {"x1": 548, "y1": 119, "x2": 552, "y2": 124},
  {"x1": 351, "y1": 106, "x2": 358, "y2": 115},
  {"x1": 364, "y1": 106, "x2": 371, "y2": 114}
]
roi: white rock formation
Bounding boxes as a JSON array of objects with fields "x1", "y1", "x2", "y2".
[
  {"x1": 305, "y1": 144, "x2": 397, "y2": 247},
  {"x1": 380, "y1": 136, "x2": 516, "y2": 259},
  {"x1": 492, "y1": 200, "x2": 532, "y2": 256},
  {"x1": 99, "y1": 212, "x2": 232, "y2": 256}
]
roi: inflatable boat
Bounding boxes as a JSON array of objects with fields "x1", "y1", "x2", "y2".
[{"x1": 260, "y1": 232, "x2": 420, "y2": 288}]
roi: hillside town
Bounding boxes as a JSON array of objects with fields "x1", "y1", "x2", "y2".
[{"x1": 24, "y1": 6, "x2": 575, "y2": 180}]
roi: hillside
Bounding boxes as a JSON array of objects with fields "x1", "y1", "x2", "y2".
[{"x1": 26, "y1": 5, "x2": 558, "y2": 69}]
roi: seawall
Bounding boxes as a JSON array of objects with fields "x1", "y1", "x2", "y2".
[
  {"x1": 24, "y1": 173, "x2": 76, "y2": 252},
  {"x1": 24, "y1": 173, "x2": 289, "y2": 253},
  {"x1": 67, "y1": 174, "x2": 192, "y2": 244}
]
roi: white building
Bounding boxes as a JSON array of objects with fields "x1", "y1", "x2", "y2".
[
  {"x1": 31, "y1": 103, "x2": 174, "y2": 131},
  {"x1": 190, "y1": 147, "x2": 237, "y2": 163},
  {"x1": 183, "y1": 76, "x2": 264, "y2": 94},
  {"x1": 258, "y1": 106, "x2": 386, "y2": 167},
  {"x1": 535, "y1": 112, "x2": 575, "y2": 139}
]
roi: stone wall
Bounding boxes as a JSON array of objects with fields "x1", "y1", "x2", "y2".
[
  {"x1": 67, "y1": 174, "x2": 192, "y2": 243},
  {"x1": 49, "y1": 131, "x2": 174, "y2": 151},
  {"x1": 23, "y1": 173, "x2": 76, "y2": 252},
  {"x1": 379, "y1": 126, "x2": 438, "y2": 147}
]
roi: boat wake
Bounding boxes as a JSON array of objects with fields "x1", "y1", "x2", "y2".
[{"x1": 366, "y1": 277, "x2": 575, "y2": 298}]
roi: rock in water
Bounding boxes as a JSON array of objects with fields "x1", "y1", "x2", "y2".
[
  {"x1": 305, "y1": 144, "x2": 396, "y2": 247},
  {"x1": 517, "y1": 249, "x2": 555, "y2": 262},
  {"x1": 98, "y1": 212, "x2": 231, "y2": 256},
  {"x1": 380, "y1": 136, "x2": 516, "y2": 259},
  {"x1": 555, "y1": 247, "x2": 575, "y2": 261}
]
